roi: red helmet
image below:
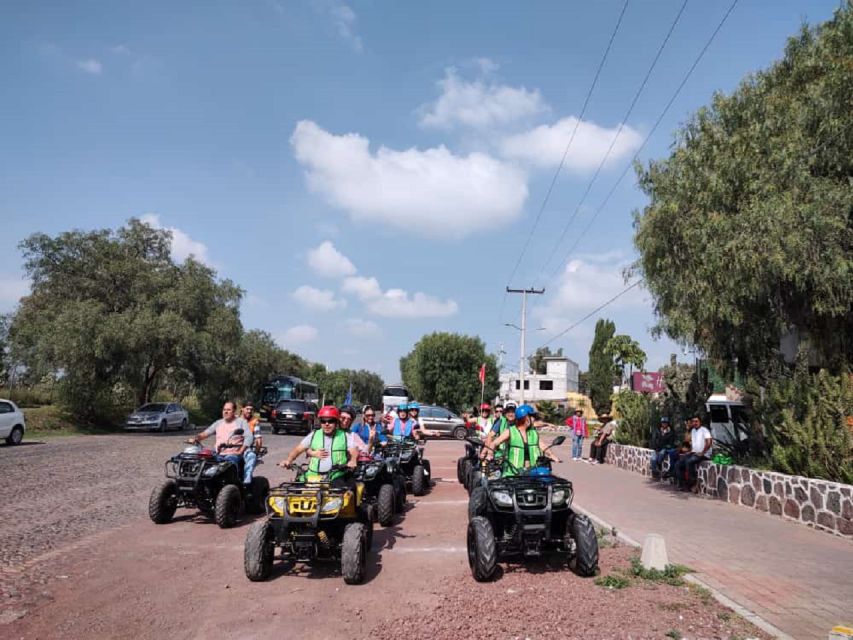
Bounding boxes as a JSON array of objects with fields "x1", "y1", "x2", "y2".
[
  {"x1": 318, "y1": 406, "x2": 340, "y2": 420},
  {"x1": 480, "y1": 403, "x2": 491, "y2": 410}
]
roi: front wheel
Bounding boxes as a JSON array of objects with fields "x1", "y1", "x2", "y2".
[
  {"x1": 377, "y1": 484, "x2": 395, "y2": 526},
  {"x1": 215, "y1": 484, "x2": 242, "y2": 528},
  {"x1": 453, "y1": 426, "x2": 468, "y2": 440},
  {"x1": 570, "y1": 513, "x2": 599, "y2": 577},
  {"x1": 244, "y1": 519, "x2": 274, "y2": 581},
  {"x1": 180, "y1": 418, "x2": 188, "y2": 430},
  {"x1": 341, "y1": 522, "x2": 367, "y2": 585},
  {"x1": 246, "y1": 476, "x2": 270, "y2": 515},
  {"x1": 468, "y1": 486, "x2": 488, "y2": 521},
  {"x1": 148, "y1": 480, "x2": 178, "y2": 524},
  {"x1": 411, "y1": 465, "x2": 426, "y2": 496},
  {"x1": 6, "y1": 425, "x2": 24, "y2": 446},
  {"x1": 467, "y1": 516, "x2": 497, "y2": 582},
  {"x1": 158, "y1": 420, "x2": 167, "y2": 433}
]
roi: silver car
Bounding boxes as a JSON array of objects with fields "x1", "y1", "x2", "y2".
[
  {"x1": 418, "y1": 404, "x2": 468, "y2": 439},
  {"x1": 125, "y1": 402, "x2": 188, "y2": 432}
]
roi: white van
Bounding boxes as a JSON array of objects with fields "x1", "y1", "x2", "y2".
[
  {"x1": 381, "y1": 384, "x2": 410, "y2": 416},
  {"x1": 705, "y1": 394, "x2": 750, "y2": 447}
]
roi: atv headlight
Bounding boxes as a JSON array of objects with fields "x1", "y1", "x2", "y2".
[
  {"x1": 365, "y1": 464, "x2": 381, "y2": 480},
  {"x1": 552, "y1": 488, "x2": 572, "y2": 506},
  {"x1": 203, "y1": 463, "x2": 226, "y2": 477},
  {"x1": 491, "y1": 490, "x2": 513, "y2": 507},
  {"x1": 268, "y1": 496, "x2": 285, "y2": 515},
  {"x1": 321, "y1": 498, "x2": 343, "y2": 513}
]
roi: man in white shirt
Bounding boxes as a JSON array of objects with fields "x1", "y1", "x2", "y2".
[{"x1": 674, "y1": 415, "x2": 713, "y2": 492}]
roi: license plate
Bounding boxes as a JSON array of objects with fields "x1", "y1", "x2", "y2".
[{"x1": 283, "y1": 413, "x2": 296, "y2": 418}]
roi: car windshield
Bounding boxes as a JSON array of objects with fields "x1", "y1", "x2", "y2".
[
  {"x1": 138, "y1": 403, "x2": 166, "y2": 413},
  {"x1": 275, "y1": 401, "x2": 309, "y2": 411},
  {"x1": 383, "y1": 386, "x2": 408, "y2": 397}
]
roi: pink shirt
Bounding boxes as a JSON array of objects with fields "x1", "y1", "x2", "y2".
[{"x1": 565, "y1": 416, "x2": 588, "y2": 437}]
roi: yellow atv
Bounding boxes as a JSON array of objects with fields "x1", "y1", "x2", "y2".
[{"x1": 243, "y1": 464, "x2": 373, "y2": 585}]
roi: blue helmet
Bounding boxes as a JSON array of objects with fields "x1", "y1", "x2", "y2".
[
  {"x1": 660, "y1": 416, "x2": 670, "y2": 423},
  {"x1": 397, "y1": 403, "x2": 409, "y2": 411},
  {"x1": 515, "y1": 404, "x2": 536, "y2": 420},
  {"x1": 408, "y1": 401, "x2": 420, "y2": 410}
]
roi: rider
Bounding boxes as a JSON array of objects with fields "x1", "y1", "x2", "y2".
[
  {"x1": 279, "y1": 405, "x2": 359, "y2": 486},
  {"x1": 486, "y1": 404, "x2": 560, "y2": 476},
  {"x1": 389, "y1": 403, "x2": 422, "y2": 441},
  {"x1": 350, "y1": 404, "x2": 388, "y2": 451},
  {"x1": 190, "y1": 401, "x2": 252, "y2": 468},
  {"x1": 239, "y1": 399, "x2": 263, "y2": 486},
  {"x1": 485, "y1": 402, "x2": 515, "y2": 460},
  {"x1": 474, "y1": 403, "x2": 494, "y2": 438},
  {"x1": 406, "y1": 401, "x2": 440, "y2": 438}
]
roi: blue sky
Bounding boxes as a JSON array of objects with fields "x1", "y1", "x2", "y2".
[{"x1": 0, "y1": 0, "x2": 841, "y2": 382}]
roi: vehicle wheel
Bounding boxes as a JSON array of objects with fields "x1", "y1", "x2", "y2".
[
  {"x1": 148, "y1": 480, "x2": 178, "y2": 524},
  {"x1": 393, "y1": 476, "x2": 406, "y2": 512},
  {"x1": 6, "y1": 425, "x2": 24, "y2": 446},
  {"x1": 377, "y1": 484, "x2": 395, "y2": 526},
  {"x1": 460, "y1": 459, "x2": 473, "y2": 489},
  {"x1": 570, "y1": 514, "x2": 599, "y2": 577},
  {"x1": 272, "y1": 427, "x2": 280, "y2": 435},
  {"x1": 456, "y1": 457, "x2": 466, "y2": 483},
  {"x1": 468, "y1": 486, "x2": 488, "y2": 521},
  {"x1": 244, "y1": 519, "x2": 274, "y2": 581},
  {"x1": 411, "y1": 465, "x2": 426, "y2": 496},
  {"x1": 341, "y1": 522, "x2": 367, "y2": 585},
  {"x1": 215, "y1": 484, "x2": 242, "y2": 529},
  {"x1": 180, "y1": 418, "x2": 188, "y2": 431},
  {"x1": 423, "y1": 459, "x2": 431, "y2": 484},
  {"x1": 159, "y1": 419, "x2": 167, "y2": 433},
  {"x1": 467, "y1": 469, "x2": 482, "y2": 495},
  {"x1": 247, "y1": 476, "x2": 270, "y2": 514},
  {"x1": 467, "y1": 516, "x2": 497, "y2": 582},
  {"x1": 453, "y1": 426, "x2": 468, "y2": 440}
]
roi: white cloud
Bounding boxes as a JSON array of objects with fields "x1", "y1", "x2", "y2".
[
  {"x1": 419, "y1": 66, "x2": 547, "y2": 130},
  {"x1": 140, "y1": 214, "x2": 213, "y2": 266},
  {"x1": 292, "y1": 285, "x2": 346, "y2": 311},
  {"x1": 307, "y1": 240, "x2": 356, "y2": 278},
  {"x1": 290, "y1": 120, "x2": 528, "y2": 239},
  {"x1": 342, "y1": 276, "x2": 458, "y2": 319},
  {"x1": 314, "y1": 0, "x2": 363, "y2": 52},
  {"x1": 0, "y1": 275, "x2": 30, "y2": 311},
  {"x1": 343, "y1": 318, "x2": 381, "y2": 339},
  {"x1": 277, "y1": 324, "x2": 319, "y2": 348},
  {"x1": 76, "y1": 58, "x2": 102, "y2": 75},
  {"x1": 500, "y1": 116, "x2": 642, "y2": 171}
]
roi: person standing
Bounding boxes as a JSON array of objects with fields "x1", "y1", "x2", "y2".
[{"x1": 566, "y1": 408, "x2": 588, "y2": 461}]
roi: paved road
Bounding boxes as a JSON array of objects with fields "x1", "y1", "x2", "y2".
[{"x1": 559, "y1": 446, "x2": 853, "y2": 640}]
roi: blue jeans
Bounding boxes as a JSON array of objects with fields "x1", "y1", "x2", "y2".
[
  {"x1": 243, "y1": 450, "x2": 257, "y2": 485},
  {"x1": 217, "y1": 454, "x2": 243, "y2": 478},
  {"x1": 651, "y1": 448, "x2": 678, "y2": 475},
  {"x1": 572, "y1": 434, "x2": 584, "y2": 459}
]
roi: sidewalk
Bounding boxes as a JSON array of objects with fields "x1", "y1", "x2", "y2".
[{"x1": 557, "y1": 452, "x2": 853, "y2": 640}]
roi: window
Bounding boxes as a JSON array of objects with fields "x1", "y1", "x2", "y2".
[
  {"x1": 0, "y1": 402, "x2": 12, "y2": 414},
  {"x1": 419, "y1": 406, "x2": 435, "y2": 418},
  {"x1": 139, "y1": 403, "x2": 167, "y2": 412},
  {"x1": 539, "y1": 380, "x2": 554, "y2": 391},
  {"x1": 515, "y1": 380, "x2": 530, "y2": 390},
  {"x1": 709, "y1": 405, "x2": 729, "y2": 423}
]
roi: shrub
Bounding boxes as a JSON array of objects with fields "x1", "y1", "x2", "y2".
[{"x1": 612, "y1": 390, "x2": 659, "y2": 447}]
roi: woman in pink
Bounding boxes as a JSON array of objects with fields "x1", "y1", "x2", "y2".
[{"x1": 565, "y1": 408, "x2": 588, "y2": 461}]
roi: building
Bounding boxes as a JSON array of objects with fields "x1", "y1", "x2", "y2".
[{"x1": 498, "y1": 356, "x2": 580, "y2": 407}]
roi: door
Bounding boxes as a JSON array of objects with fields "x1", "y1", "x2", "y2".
[{"x1": 0, "y1": 401, "x2": 14, "y2": 438}]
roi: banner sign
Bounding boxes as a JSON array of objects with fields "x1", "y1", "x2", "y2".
[{"x1": 632, "y1": 372, "x2": 663, "y2": 393}]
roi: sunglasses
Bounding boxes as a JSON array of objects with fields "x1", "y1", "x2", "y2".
[{"x1": 319, "y1": 418, "x2": 337, "y2": 425}]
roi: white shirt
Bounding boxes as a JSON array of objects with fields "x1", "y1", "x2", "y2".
[{"x1": 691, "y1": 426, "x2": 713, "y2": 457}]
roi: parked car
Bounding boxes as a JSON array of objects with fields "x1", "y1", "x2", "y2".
[
  {"x1": 125, "y1": 403, "x2": 189, "y2": 432},
  {"x1": 418, "y1": 404, "x2": 468, "y2": 439},
  {"x1": 270, "y1": 399, "x2": 318, "y2": 435},
  {"x1": 0, "y1": 399, "x2": 26, "y2": 445}
]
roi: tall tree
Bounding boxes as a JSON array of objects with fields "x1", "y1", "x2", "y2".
[
  {"x1": 400, "y1": 332, "x2": 498, "y2": 412},
  {"x1": 588, "y1": 319, "x2": 616, "y2": 414},
  {"x1": 633, "y1": 6, "x2": 853, "y2": 377},
  {"x1": 605, "y1": 334, "x2": 647, "y2": 385},
  {"x1": 528, "y1": 346, "x2": 563, "y2": 375}
]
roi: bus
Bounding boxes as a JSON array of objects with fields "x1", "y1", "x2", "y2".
[{"x1": 259, "y1": 375, "x2": 320, "y2": 420}]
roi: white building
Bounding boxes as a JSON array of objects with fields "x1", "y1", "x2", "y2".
[{"x1": 499, "y1": 356, "x2": 580, "y2": 407}]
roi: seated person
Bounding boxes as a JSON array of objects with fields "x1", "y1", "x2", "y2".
[
  {"x1": 673, "y1": 415, "x2": 713, "y2": 492},
  {"x1": 190, "y1": 401, "x2": 252, "y2": 468},
  {"x1": 387, "y1": 403, "x2": 423, "y2": 442},
  {"x1": 650, "y1": 417, "x2": 678, "y2": 478},
  {"x1": 350, "y1": 404, "x2": 387, "y2": 451},
  {"x1": 279, "y1": 406, "x2": 358, "y2": 486},
  {"x1": 588, "y1": 414, "x2": 614, "y2": 464}
]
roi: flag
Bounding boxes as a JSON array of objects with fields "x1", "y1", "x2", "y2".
[
  {"x1": 344, "y1": 383, "x2": 352, "y2": 405},
  {"x1": 478, "y1": 363, "x2": 486, "y2": 385}
]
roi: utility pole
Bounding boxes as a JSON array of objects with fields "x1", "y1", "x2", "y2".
[{"x1": 506, "y1": 286, "x2": 545, "y2": 403}]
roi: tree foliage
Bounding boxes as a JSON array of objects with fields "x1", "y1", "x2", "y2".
[
  {"x1": 535, "y1": 399, "x2": 563, "y2": 425},
  {"x1": 528, "y1": 346, "x2": 563, "y2": 375},
  {"x1": 612, "y1": 390, "x2": 658, "y2": 448},
  {"x1": 588, "y1": 319, "x2": 617, "y2": 414},
  {"x1": 633, "y1": 7, "x2": 853, "y2": 376},
  {"x1": 400, "y1": 332, "x2": 498, "y2": 412},
  {"x1": 605, "y1": 334, "x2": 647, "y2": 384}
]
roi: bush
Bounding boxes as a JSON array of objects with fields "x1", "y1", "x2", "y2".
[
  {"x1": 612, "y1": 390, "x2": 658, "y2": 447},
  {"x1": 0, "y1": 385, "x2": 54, "y2": 407}
]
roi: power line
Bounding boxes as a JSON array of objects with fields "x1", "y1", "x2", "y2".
[
  {"x1": 537, "y1": 279, "x2": 643, "y2": 351},
  {"x1": 539, "y1": 0, "x2": 689, "y2": 278},
  {"x1": 551, "y1": 0, "x2": 741, "y2": 276},
  {"x1": 499, "y1": 0, "x2": 630, "y2": 320}
]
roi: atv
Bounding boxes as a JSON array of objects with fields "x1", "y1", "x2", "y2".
[
  {"x1": 354, "y1": 449, "x2": 406, "y2": 527},
  {"x1": 465, "y1": 435, "x2": 599, "y2": 582},
  {"x1": 457, "y1": 437, "x2": 484, "y2": 491},
  {"x1": 386, "y1": 437, "x2": 431, "y2": 496},
  {"x1": 243, "y1": 463, "x2": 373, "y2": 585},
  {"x1": 148, "y1": 442, "x2": 270, "y2": 529}
]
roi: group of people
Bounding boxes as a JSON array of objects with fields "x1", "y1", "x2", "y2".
[
  {"x1": 473, "y1": 401, "x2": 561, "y2": 475},
  {"x1": 189, "y1": 400, "x2": 264, "y2": 487},
  {"x1": 561, "y1": 409, "x2": 616, "y2": 465},
  {"x1": 650, "y1": 415, "x2": 713, "y2": 492}
]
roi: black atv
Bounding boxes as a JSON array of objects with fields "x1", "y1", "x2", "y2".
[
  {"x1": 243, "y1": 464, "x2": 373, "y2": 585},
  {"x1": 149, "y1": 442, "x2": 270, "y2": 529},
  {"x1": 386, "y1": 437, "x2": 431, "y2": 496},
  {"x1": 465, "y1": 436, "x2": 599, "y2": 581},
  {"x1": 457, "y1": 437, "x2": 485, "y2": 491},
  {"x1": 354, "y1": 450, "x2": 407, "y2": 526}
]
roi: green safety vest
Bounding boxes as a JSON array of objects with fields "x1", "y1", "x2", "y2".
[
  {"x1": 504, "y1": 426, "x2": 540, "y2": 477},
  {"x1": 493, "y1": 417, "x2": 509, "y2": 459},
  {"x1": 308, "y1": 428, "x2": 349, "y2": 480}
]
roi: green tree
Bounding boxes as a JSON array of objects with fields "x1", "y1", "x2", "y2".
[
  {"x1": 588, "y1": 319, "x2": 617, "y2": 414},
  {"x1": 604, "y1": 334, "x2": 647, "y2": 385},
  {"x1": 400, "y1": 332, "x2": 498, "y2": 412},
  {"x1": 528, "y1": 346, "x2": 563, "y2": 375},
  {"x1": 535, "y1": 399, "x2": 563, "y2": 425},
  {"x1": 612, "y1": 390, "x2": 658, "y2": 448},
  {"x1": 633, "y1": 6, "x2": 853, "y2": 377}
]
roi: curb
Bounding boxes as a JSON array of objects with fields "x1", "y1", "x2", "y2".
[{"x1": 574, "y1": 503, "x2": 795, "y2": 640}]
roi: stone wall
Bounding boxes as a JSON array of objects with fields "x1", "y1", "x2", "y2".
[{"x1": 605, "y1": 443, "x2": 853, "y2": 539}]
